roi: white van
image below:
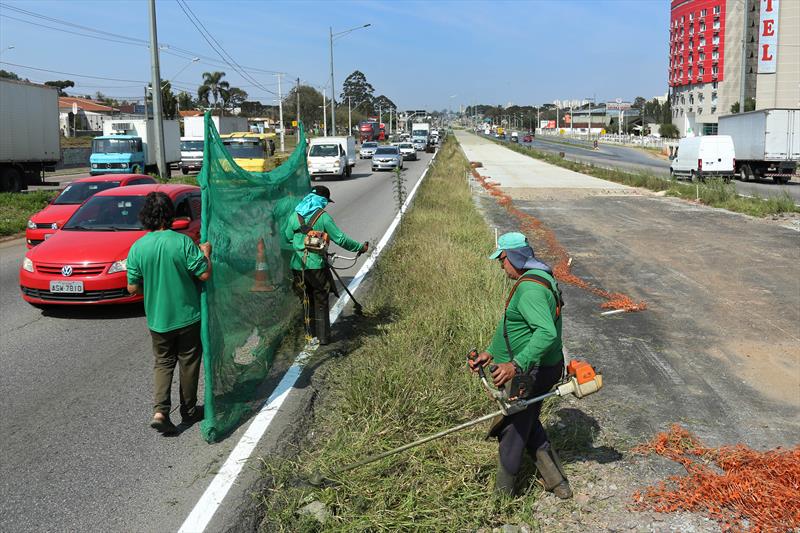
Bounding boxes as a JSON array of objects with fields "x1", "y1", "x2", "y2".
[
  {"x1": 670, "y1": 135, "x2": 735, "y2": 181},
  {"x1": 307, "y1": 136, "x2": 355, "y2": 179}
]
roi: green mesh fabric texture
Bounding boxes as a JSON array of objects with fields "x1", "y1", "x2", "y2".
[{"x1": 197, "y1": 112, "x2": 310, "y2": 442}]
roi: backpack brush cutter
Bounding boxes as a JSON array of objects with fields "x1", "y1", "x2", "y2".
[{"x1": 307, "y1": 350, "x2": 603, "y2": 486}]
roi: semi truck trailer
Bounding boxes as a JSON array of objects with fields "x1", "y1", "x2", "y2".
[
  {"x1": 718, "y1": 109, "x2": 799, "y2": 184},
  {"x1": 0, "y1": 79, "x2": 60, "y2": 192}
]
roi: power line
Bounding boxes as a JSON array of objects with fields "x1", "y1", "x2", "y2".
[
  {"x1": 0, "y1": 61, "x2": 147, "y2": 83},
  {"x1": 174, "y1": 0, "x2": 277, "y2": 96}
]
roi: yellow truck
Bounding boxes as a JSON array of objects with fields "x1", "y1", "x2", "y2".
[{"x1": 219, "y1": 132, "x2": 276, "y2": 172}]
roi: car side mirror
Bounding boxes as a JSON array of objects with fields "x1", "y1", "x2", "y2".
[{"x1": 171, "y1": 217, "x2": 191, "y2": 230}]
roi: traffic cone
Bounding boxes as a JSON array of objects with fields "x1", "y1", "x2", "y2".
[{"x1": 251, "y1": 238, "x2": 275, "y2": 292}]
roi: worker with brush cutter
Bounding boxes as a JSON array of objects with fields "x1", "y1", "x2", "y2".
[
  {"x1": 284, "y1": 185, "x2": 368, "y2": 345},
  {"x1": 468, "y1": 231, "x2": 572, "y2": 499}
]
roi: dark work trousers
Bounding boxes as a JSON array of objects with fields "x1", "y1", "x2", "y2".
[
  {"x1": 292, "y1": 268, "x2": 332, "y2": 343},
  {"x1": 497, "y1": 362, "x2": 565, "y2": 475},
  {"x1": 150, "y1": 322, "x2": 202, "y2": 418}
]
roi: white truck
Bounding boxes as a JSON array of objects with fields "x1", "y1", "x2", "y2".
[
  {"x1": 307, "y1": 136, "x2": 356, "y2": 179},
  {"x1": 0, "y1": 79, "x2": 60, "y2": 191},
  {"x1": 411, "y1": 123, "x2": 430, "y2": 151},
  {"x1": 718, "y1": 109, "x2": 800, "y2": 184},
  {"x1": 90, "y1": 118, "x2": 180, "y2": 175}
]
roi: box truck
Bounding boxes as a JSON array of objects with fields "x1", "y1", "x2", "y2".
[
  {"x1": 307, "y1": 136, "x2": 355, "y2": 179},
  {"x1": 90, "y1": 118, "x2": 180, "y2": 175},
  {"x1": 411, "y1": 123, "x2": 430, "y2": 151},
  {"x1": 718, "y1": 109, "x2": 799, "y2": 184},
  {"x1": 0, "y1": 79, "x2": 60, "y2": 192}
]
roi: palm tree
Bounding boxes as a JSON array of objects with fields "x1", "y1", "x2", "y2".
[{"x1": 197, "y1": 71, "x2": 230, "y2": 113}]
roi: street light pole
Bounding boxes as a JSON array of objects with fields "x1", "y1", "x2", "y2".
[
  {"x1": 329, "y1": 23, "x2": 371, "y2": 138},
  {"x1": 322, "y1": 91, "x2": 327, "y2": 135},
  {"x1": 276, "y1": 73, "x2": 285, "y2": 152},
  {"x1": 347, "y1": 96, "x2": 353, "y2": 134},
  {"x1": 147, "y1": 0, "x2": 168, "y2": 178}
]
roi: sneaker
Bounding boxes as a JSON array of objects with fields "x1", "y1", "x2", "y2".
[{"x1": 150, "y1": 414, "x2": 178, "y2": 435}]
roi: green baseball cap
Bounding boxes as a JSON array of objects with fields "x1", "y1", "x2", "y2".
[{"x1": 489, "y1": 232, "x2": 529, "y2": 260}]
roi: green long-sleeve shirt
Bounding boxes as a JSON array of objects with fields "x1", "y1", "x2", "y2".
[
  {"x1": 486, "y1": 269, "x2": 563, "y2": 371},
  {"x1": 283, "y1": 209, "x2": 363, "y2": 270}
]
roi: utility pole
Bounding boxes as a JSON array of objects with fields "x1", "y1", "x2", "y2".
[
  {"x1": 276, "y1": 73, "x2": 285, "y2": 152},
  {"x1": 322, "y1": 90, "x2": 327, "y2": 135},
  {"x1": 296, "y1": 77, "x2": 300, "y2": 141},
  {"x1": 147, "y1": 0, "x2": 168, "y2": 178},
  {"x1": 329, "y1": 27, "x2": 336, "y2": 135},
  {"x1": 347, "y1": 96, "x2": 353, "y2": 135}
]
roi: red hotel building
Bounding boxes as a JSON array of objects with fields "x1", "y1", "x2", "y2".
[{"x1": 669, "y1": 0, "x2": 758, "y2": 135}]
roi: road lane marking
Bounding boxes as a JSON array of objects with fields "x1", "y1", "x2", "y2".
[{"x1": 178, "y1": 152, "x2": 438, "y2": 533}]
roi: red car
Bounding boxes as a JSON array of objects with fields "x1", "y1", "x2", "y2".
[
  {"x1": 20, "y1": 184, "x2": 201, "y2": 306},
  {"x1": 26, "y1": 174, "x2": 156, "y2": 248},
  {"x1": 522, "y1": 134, "x2": 533, "y2": 143}
]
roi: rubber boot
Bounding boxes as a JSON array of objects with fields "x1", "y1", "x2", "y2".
[
  {"x1": 314, "y1": 292, "x2": 331, "y2": 345},
  {"x1": 494, "y1": 459, "x2": 516, "y2": 497},
  {"x1": 534, "y1": 442, "x2": 573, "y2": 499}
]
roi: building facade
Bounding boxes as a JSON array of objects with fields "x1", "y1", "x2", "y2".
[{"x1": 669, "y1": 0, "x2": 799, "y2": 136}]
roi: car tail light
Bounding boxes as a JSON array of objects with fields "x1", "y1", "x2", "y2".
[
  {"x1": 698, "y1": 158, "x2": 702, "y2": 171},
  {"x1": 733, "y1": 157, "x2": 736, "y2": 168}
]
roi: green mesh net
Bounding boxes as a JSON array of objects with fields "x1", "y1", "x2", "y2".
[{"x1": 197, "y1": 112, "x2": 310, "y2": 442}]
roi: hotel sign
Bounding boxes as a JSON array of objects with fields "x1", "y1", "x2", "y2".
[{"x1": 758, "y1": 0, "x2": 779, "y2": 74}]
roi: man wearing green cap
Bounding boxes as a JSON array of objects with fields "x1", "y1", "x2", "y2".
[
  {"x1": 468, "y1": 231, "x2": 572, "y2": 499},
  {"x1": 284, "y1": 185, "x2": 368, "y2": 345}
]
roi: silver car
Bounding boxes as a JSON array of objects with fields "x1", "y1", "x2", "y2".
[
  {"x1": 359, "y1": 141, "x2": 378, "y2": 159},
  {"x1": 397, "y1": 142, "x2": 417, "y2": 161},
  {"x1": 371, "y1": 146, "x2": 403, "y2": 171}
]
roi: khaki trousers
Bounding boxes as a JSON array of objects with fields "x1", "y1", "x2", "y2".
[{"x1": 150, "y1": 322, "x2": 202, "y2": 418}]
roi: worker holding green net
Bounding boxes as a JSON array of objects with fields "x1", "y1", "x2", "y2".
[{"x1": 283, "y1": 186, "x2": 368, "y2": 344}]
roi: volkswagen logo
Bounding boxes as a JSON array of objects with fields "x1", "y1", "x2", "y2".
[
  {"x1": 51, "y1": 223, "x2": 59, "y2": 230},
  {"x1": 61, "y1": 265, "x2": 73, "y2": 277}
]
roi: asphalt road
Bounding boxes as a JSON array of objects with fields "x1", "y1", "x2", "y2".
[
  {"x1": 488, "y1": 133, "x2": 800, "y2": 204},
  {"x1": 0, "y1": 149, "x2": 434, "y2": 533}
]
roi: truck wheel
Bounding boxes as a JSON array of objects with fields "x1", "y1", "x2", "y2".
[
  {"x1": 131, "y1": 164, "x2": 143, "y2": 175},
  {"x1": 181, "y1": 168, "x2": 189, "y2": 175},
  {"x1": 772, "y1": 176, "x2": 789, "y2": 185},
  {"x1": 669, "y1": 168, "x2": 675, "y2": 180},
  {"x1": 1, "y1": 168, "x2": 22, "y2": 192},
  {"x1": 690, "y1": 170, "x2": 699, "y2": 183},
  {"x1": 739, "y1": 166, "x2": 751, "y2": 181}
]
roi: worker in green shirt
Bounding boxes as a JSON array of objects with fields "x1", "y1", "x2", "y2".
[
  {"x1": 127, "y1": 192, "x2": 212, "y2": 435},
  {"x1": 468, "y1": 232, "x2": 572, "y2": 499},
  {"x1": 284, "y1": 186, "x2": 367, "y2": 345}
]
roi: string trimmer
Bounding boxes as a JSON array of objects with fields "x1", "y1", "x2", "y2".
[
  {"x1": 308, "y1": 350, "x2": 603, "y2": 486},
  {"x1": 325, "y1": 241, "x2": 369, "y2": 315}
]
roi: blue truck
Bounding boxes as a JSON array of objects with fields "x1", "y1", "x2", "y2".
[{"x1": 90, "y1": 119, "x2": 180, "y2": 175}]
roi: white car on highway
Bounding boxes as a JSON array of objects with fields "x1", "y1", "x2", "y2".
[
  {"x1": 396, "y1": 142, "x2": 417, "y2": 161},
  {"x1": 359, "y1": 141, "x2": 378, "y2": 159}
]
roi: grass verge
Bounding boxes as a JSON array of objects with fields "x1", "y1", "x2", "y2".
[
  {"x1": 0, "y1": 191, "x2": 57, "y2": 237},
  {"x1": 258, "y1": 137, "x2": 553, "y2": 531},
  {"x1": 490, "y1": 136, "x2": 798, "y2": 217}
]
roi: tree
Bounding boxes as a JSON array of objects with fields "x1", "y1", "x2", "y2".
[
  {"x1": 659, "y1": 123, "x2": 680, "y2": 138},
  {"x1": 340, "y1": 70, "x2": 374, "y2": 112},
  {"x1": 221, "y1": 87, "x2": 248, "y2": 112},
  {"x1": 44, "y1": 80, "x2": 75, "y2": 96},
  {"x1": 197, "y1": 71, "x2": 230, "y2": 110},
  {"x1": 730, "y1": 97, "x2": 756, "y2": 113},
  {"x1": 147, "y1": 81, "x2": 178, "y2": 119},
  {"x1": 240, "y1": 100, "x2": 271, "y2": 117},
  {"x1": 0, "y1": 69, "x2": 21, "y2": 80},
  {"x1": 177, "y1": 91, "x2": 195, "y2": 111},
  {"x1": 282, "y1": 84, "x2": 325, "y2": 127},
  {"x1": 633, "y1": 96, "x2": 647, "y2": 110},
  {"x1": 372, "y1": 94, "x2": 397, "y2": 115}
]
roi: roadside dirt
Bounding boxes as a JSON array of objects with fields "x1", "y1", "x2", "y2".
[{"x1": 472, "y1": 179, "x2": 799, "y2": 531}]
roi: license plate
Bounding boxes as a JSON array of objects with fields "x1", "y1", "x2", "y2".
[{"x1": 50, "y1": 280, "x2": 84, "y2": 293}]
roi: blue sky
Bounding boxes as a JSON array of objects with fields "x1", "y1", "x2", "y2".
[{"x1": 0, "y1": 0, "x2": 670, "y2": 110}]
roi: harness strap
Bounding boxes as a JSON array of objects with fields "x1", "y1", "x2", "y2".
[
  {"x1": 295, "y1": 209, "x2": 326, "y2": 234},
  {"x1": 502, "y1": 273, "x2": 563, "y2": 361}
]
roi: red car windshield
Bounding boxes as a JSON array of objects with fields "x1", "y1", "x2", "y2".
[
  {"x1": 54, "y1": 181, "x2": 121, "y2": 205},
  {"x1": 63, "y1": 195, "x2": 147, "y2": 231}
]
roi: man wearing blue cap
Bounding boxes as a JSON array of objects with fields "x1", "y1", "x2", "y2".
[
  {"x1": 284, "y1": 185, "x2": 368, "y2": 344},
  {"x1": 468, "y1": 232, "x2": 572, "y2": 499}
]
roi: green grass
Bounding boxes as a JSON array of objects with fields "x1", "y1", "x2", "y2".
[
  {"x1": 492, "y1": 137, "x2": 798, "y2": 217},
  {"x1": 257, "y1": 137, "x2": 555, "y2": 531},
  {"x1": 0, "y1": 191, "x2": 57, "y2": 237}
]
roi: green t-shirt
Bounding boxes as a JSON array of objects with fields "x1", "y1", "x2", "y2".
[
  {"x1": 283, "y1": 210, "x2": 363, "y2": 271},
  {"x1": 127, "y1": 230, "x2": 208, "y2": 333},
  {"x1": 486, "y1": 269, "x2": 563, "y2": 371}
]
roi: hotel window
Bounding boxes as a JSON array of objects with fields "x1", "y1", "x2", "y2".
[
  {"x1": 712, "y1": 81, "x2": 718, "y2": 89},
  {"x1": 711, "y1": 106, "x2": 717, "y2": 114},
  {"x1": 700, "y1": 8, "x2": 707, "y2": 17},
  {"x1": 713, "y1": 5, "x2": 720, "y2": 15},
  {"x1": 698, "y1": 107, "x2": 703, "y2": 115}
]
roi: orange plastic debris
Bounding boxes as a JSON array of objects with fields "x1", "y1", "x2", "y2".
[
  {"x1": 632, "y1": 424, "x2": 800, "y2": 532},
  {"x1": 470, "y1": 167, "x2": 646, "y2": 313}
]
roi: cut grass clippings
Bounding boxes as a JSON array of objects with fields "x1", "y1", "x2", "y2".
[
  {"x1": 258, "y1": 137, "x2": 555, "y2": 531},
  {"x1": 0, "y1": 191, "x2": 57, "y2": 237},
  {"x1": 489, "y1": 136, "x2": 798, "y2": 218}
]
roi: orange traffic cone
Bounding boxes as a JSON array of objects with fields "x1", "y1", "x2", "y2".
[{"x1": 251, "y1": 238, "x2": 275, "y2": 292}]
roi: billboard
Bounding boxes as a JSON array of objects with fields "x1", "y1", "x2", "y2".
[
  {"x1": 606, "y1": 101, "x2": 632, "y2": 110},
  {"x1": 541, "y1": 120, "x2": 556, "y2": 129},
  {"x1": 758, "y1": 0, "x2": 779, "y2": 73}
]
